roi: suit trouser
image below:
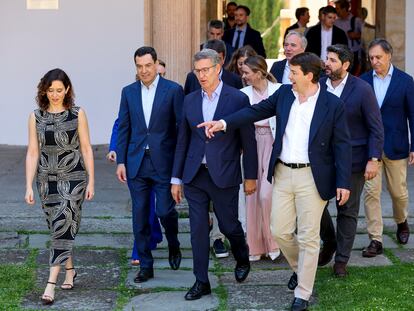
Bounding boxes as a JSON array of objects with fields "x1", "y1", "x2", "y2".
[
  {"x1": 127, "y1": 154, "x2": 180, "y2": 269},
  {"x1": 364, "y1": 155, "x2": 409, "y2": 242},
  {"x1": 270, "y1": 164, "x2": 327, "y2": 300},
  {"x1": 320, "y1": 171, "x2": 365, "y2": 263},
  {"x1": 184, "y1": 166, "x2": 249, "y2": 283}
]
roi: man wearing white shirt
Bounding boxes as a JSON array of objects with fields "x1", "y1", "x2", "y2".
[
  {"x1": 116, "y1": 46, "x2": 184, "y2": 283},
  {"x1": 318, "y1": 45, "x2": 383, "y2": 278},
  {"x1": 199, "y1": 52, "x2": 352, "y2": 311},
  {"x1": 305, "y1": 6, "x2": 348, "y2": 60},
  {"x1": 270, "y1": 31, "x2": 307, "y2": 84}
]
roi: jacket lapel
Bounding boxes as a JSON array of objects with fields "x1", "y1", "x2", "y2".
[
  {"x1": 280, "y1": 89, "x2": 295, "y2": 136},
  {"x1": 133, "y1": 82, "x2": 147, "y2": 130},
  {"x1": 340, "y1": 74, "x2": 355, "y2": 103},
  {"x1": 148, "y1": 77, "x2": 167, "y2": 130},
  {"x1": 309, "y1": 90, "x2": 329, "y2": 144}
]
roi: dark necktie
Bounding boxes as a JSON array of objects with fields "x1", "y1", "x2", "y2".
[{"x1": 234, "y1": 30, "x2": 242, "y2": 49}]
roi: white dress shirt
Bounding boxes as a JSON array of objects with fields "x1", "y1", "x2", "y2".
[
  {"x1": 141, "y1": 74, "x2": 160, "y2": 127},
  {"x1": 326, "y1": 73, "x2": 349, "y2": 98},
  {"x1": 279, "y1": 85, "x2": 320, "y2": 163},
  {"x1": 282, "y1": 61, "x2": 292, "y2": 85},
  {"x1": 320, "y1": 27, "x2": 333, "y2": 61},
  {"x1": 373, "y1": 64, "x2": 393, "y2": 108}
]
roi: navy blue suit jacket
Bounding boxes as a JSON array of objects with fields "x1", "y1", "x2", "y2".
[
  {"x1": 184, "y1": 69, "x2": 243, "y2": 95},
  {"x1": 360, "y1": 67, "x2": 414, "y2": 160},
  {"x1": 224, "y1": 84, "x2": 352, "y2": 200},
  {"x1": 117, "y1": 77, "x2": 184, "y2": 180},
  {"x1": 321, "y1": 75, "x2": 384, "y2": 172},
  {"x1": 269, "y1": 59, "x2": 287, "y2": 83},
  {"x1": 172, "y1": 84, "x2": 258, "y2": 188},
  {"x1": 223, "y1": 25, "x2": 266, "y2": 58},
  {"x1": 305, "y1": 24, "x2": 348, "y2": 57}
]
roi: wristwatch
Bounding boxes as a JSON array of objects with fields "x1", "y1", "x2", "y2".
[{"x1": 369, "y1": 157, "x2": 379, "y2": 162}]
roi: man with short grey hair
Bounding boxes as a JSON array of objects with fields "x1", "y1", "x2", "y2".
[
  {"x1": 171, "y1": 49, "x2": 258, "y2": 300},
  {"x1": 360, "y1": 38, "x2": 414, "y2": 256},
  {"x1": 270, "y1": 31, "x2": 307, "y2": 84}
]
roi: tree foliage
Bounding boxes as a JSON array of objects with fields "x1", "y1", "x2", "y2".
[{"x1": 237, "y1": 0, "x2": 282, "y2": 59}]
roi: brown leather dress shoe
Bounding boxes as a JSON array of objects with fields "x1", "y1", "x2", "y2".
[
  {"x1": 333, "y1": 262, "x2": 348, "y2": 277},
  {"x1": 362, "y1": 240, "x2": 383, "y2": 258},
  {"x1": 397, "y1": 220, "x2": 410, "y2": 244}
]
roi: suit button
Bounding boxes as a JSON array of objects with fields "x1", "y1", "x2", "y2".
[
  {"x1": 321, "y1": 142, "x2": 325, "y2": 146},
  {"x1": 205, "y1": 140, "x2": 209, "y2": 144}
]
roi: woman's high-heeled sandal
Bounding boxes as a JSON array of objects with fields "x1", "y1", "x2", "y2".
[
  {"x1": 41, "y1": 281, "x2": 56, "y2": 305},
  {"x1": 60, "y1": 267, "x2": 77, "y2": 290}
]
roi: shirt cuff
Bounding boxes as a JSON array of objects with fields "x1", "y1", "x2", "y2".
[
  {"x1": 170, "y1": 177, "x2": 182, "y2": 185},
  {"x1": 219, "y1": 119, "x2": 227, "y2": 132}
]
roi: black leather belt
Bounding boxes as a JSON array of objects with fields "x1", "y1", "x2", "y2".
[
  {"x1": 144, "y1": 149, "x2": 150, "y2": 155},
  {"x1": 278, "y1": 159, "x2": 310, "y2": 169}
]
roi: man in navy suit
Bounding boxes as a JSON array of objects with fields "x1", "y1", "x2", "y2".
[
  {"x1": 317, "y1": 44, "x2": 384, "y2": 277},
  {"x1": 360, "y1": 39, "x2": 414, "y2": 256},
  {"x1": 171, "y1": 49, "x2": 258, "y2": 301},
  {"x1": 223, "y1": 5, "x2": 266, "y2": 58},
  {"x1": 199, "y1": 52, "x2": 352, "y2": 311},
  {"x1": 200, "y1": 20, "x2": 234, "y2": 66},
  {"x1": 116, "y1": 46, "x2": 183, "y2": 283},
  {"x1": 305, "y1": 6, "x2": 348, "y2": 61},
  {"x1": 270, "y1": 31, "x2": 307, "y2": 84},
  {"x1": 184, "y1": 39, "x2": 243, "y2": 95}
]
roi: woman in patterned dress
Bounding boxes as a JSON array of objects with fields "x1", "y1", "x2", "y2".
[{"x1": 25, "y1": 68, "x2": 94, "y2": 304}]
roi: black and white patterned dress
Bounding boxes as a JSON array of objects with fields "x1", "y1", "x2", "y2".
[{"x1": 35, "y1": 107, "x2": 87, "y2": 265}]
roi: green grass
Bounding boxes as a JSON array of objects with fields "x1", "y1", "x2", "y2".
[
  {"x1": 313, "y1": 263, "x2": 414, "y2": 310},
  {"x1": 0, "y1": 250, "x2": 37, "y2": 310}
]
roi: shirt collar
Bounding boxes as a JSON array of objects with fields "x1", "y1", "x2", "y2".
[
  {"x1": 326, "y1": 72, "x2": 349, "y2": 90},
  {"x1": 141, "y1": 74, "x2": 160, "y2": 90},
  {"x1": 373, "y1": 64, "x2": 394, "y2": 79},
  {"x1": 235, "y1": 25, "x2": 247, "y2": 32},
  {"x1": 292, "y1": 83, "x2": 321, "y2": 102},
  {"x1": 202, "y1": 81, "x2": 223, "y2": 101}
]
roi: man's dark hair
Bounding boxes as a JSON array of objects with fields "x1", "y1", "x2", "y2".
[
  {"x1": 236, "y1": 5, "x2": 250, "y2": 16},
  {"x1": 203, "y1": 39, "x2": 227, "y2": 58},
  {"x1": 208, "y1": 19, "x2": 224, "y2": 30},
  {"x1": 134, "y1": 46, "x2": 157, "y2": 62},
  {"x1": 289, "y1": 52, "x2": 323, "y2": 83},
  {"x1": 227, "y1": 1, "x2": 237, "y2": 8},
  {"x1": 336, "y1": 0, "x2": 350, "y2": 11},
  {"x1": 327, "y1": 44, "x2": 354, "y2": 70},
  {"x1": 295, "y1": 7, "x2": 309, "y2": 20},
  {"x1": 322, "y1": 5, "x2": 337, "y2": 15},
  {"x1": 368, "y1": 38, "x2": 393, "y2": 56}
]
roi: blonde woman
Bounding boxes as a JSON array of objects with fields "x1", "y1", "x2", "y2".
[{"x1": 240, "y1": 56, "x2": 281, "y2": 261}]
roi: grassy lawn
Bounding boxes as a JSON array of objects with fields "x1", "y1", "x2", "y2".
[{"x1": 313, "y1": 263, "x2": 414, "y2": 310}]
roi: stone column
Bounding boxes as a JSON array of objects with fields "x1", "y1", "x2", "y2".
[{"x1": 144, "y1": 0, "x2": 200, "y2": 85}]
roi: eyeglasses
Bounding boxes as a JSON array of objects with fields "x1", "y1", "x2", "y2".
[{"x1": 193, "y1": 64, "x2": 216, "y2": 76}]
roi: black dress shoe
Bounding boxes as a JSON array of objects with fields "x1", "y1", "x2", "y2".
[
  {"x1": 134, "y1": 268, "x2": 154, "y2": 283},
  {"x1": 234, "y1": 262, "x2": 250, "y2": 283},
  {"x1": 318, "y1": 244, "x2": 336, "y2": 266},
  {"x1": 362, "y1": 240, "x2": 383, "y2": 258},
  {"x1": 184, "y1": 280, "x2": 211, "y2": 300},
  {"x1": 291, "y1": 297, "x2": 309, "y2": 311},
  {"x1": 397, "y1": 220, "x2": 410, "y2": 244},
  {"x1": 287, "y1": 272, "x2": 298, "y2": 290},
  {"x1": 169, "y1": 247, "x2": 182, "y2": 270}
]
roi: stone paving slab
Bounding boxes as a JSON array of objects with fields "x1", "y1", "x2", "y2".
[
  {"x1": 150, "y1": 248, "x2": 196, "y2": 259},
  {"x1": 226, "y1": 285, "x2": 314, "y2": 311},
  {"x1": 36, "y1": 266, "x2": 120, "y2": 289},
  {"x1": 123, "y1": 291, "x2": 219, "y2": 311},
  {"x1": 0, "y1": 249, "x2": 29, "y2": 264},
  {"x1": 217, "y1": 253, "x2": 290, "y2": 270},
  {"x1": 36, "y1": 249, "x2": 121, "y2": 267},
  {"x1": 125, "y1": 269, "x2": 218, "y2": 289},
  {"x1": 400, "y1": 236, "x2": 414, "y2": 249},
  {"x1": 0, "y1": 231, "x2": 24, "y2": 248},
  {"x1": 158, "y1": 233, "x2": 191, "y2": 249},
  {"x1": 221, "y1": 270, "x2": 293, "y2": 286},
  {"x1": 393, "y1": 249, "x2": 414, "y2": 263},
  {"x1": 322, "y1": 250, "x2": 393, "y2": 267},
  {"x1": 22, "y1": 289, "x2": 117, "y2": 310},
  {"x1": 152, "y1": 258, "x2": 212, "y2": 269},
  {"x1": 352, "y1": 234, "x2": 398, "y2": 249}
]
